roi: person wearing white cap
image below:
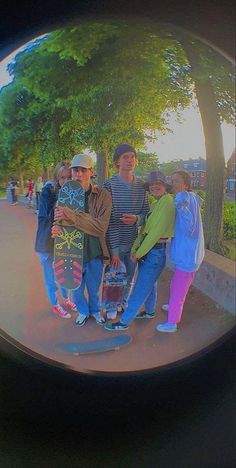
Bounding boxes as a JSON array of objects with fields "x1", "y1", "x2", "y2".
[{"x1": 52, "y1": 154, "x2": 112, "y2": 326}]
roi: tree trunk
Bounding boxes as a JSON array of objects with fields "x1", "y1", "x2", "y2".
[
  {"x1": 42, "y1": 165, "x2": 49, "y2": 183},
  {"x1": 182, "y1": 41, "x2": 225, "y2": 254},
  {"x1": 96, "y1": 151, "x2": 109, "y2": 185}
]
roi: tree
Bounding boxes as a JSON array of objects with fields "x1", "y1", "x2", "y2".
[
  {"x1": 7, "y1": 20, "x2": 192, "y2": 183},
  {"x1": 178, "y1": 33, "x2": 235, "y2": 253}
]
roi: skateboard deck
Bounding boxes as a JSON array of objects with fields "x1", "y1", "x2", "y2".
[
  {"x1": 56, "y1": 334, "x2": 132, "y2": 355},
  {"x1": 54, "y1": 180, "x2": 85, "y2": 290},
  {"x1": 101, "y1": 262, "x2": 127, "y2": 316}
]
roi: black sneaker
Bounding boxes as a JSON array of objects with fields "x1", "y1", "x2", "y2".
[
  {"x1": 136, "y1": 312, "x2": 155, "y2": 319},
  {"x1": 104, "y1": 321, "x2": 128, "y2": 331}
]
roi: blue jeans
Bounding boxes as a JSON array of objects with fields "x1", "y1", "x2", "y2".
[
  {"x1": 38, "y1": 252, "x2": 68, "y2": 306},
  {"x1": 35, "y1": 192, "x2": 41, "y2": 211},
  {"x1": 121, "y1": 245, "x2": 166, "y2": 324},
  {"x1": 119, "y1": 249, "x2": 137, "y2": 302},
  {"x1": 72, "y1": 258, "x2": 103, "y2": 317}
]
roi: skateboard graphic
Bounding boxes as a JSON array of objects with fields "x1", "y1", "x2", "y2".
[
  {"x1": 56, "y1": 334, "x2": 132, "y2": 355},
  {"x1": 54, "y1": 180, "x2": 85, "y2": 290},
  {"x1": 101, "y1": 262, "x2": 127, "y2": 318}
]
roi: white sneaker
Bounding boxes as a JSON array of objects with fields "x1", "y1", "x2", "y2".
[
  {"x1": 156, "y1": 322, "x2": 177, "y2": 333},
  {"x1": 93, "y1": 312, "x2": 105, "y2": 325},
  {"x1": 162, "y1": 304, "x2": 169, "y2": 311},
  {"x1": 75, "y1": 313, "x2": 87, "y2": 326}
]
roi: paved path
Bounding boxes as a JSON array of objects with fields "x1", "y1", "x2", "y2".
[{"x1": 0, "y1": 198, "x2": 234, "y2": 374}]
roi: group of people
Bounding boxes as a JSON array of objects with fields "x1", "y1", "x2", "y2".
[
  {"x1": 25, "y1": 177, "x2": 43, "y2": 213},
  {"x1": 8, "y1": 176, "x2": 44, "y2": 213},
  {"x1": 34, "y1": 143, "x2": 205, "y2": 334}
]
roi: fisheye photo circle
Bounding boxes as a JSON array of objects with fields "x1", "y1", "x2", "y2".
[{"x1": 0, "y1": 18, "x2": 235, "y2": 375}]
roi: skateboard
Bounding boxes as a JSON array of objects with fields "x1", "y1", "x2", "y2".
[
  {"x1": 54, "y1": 180, "x2": 85, "y2": 290},
  {"x1": 101, "y1": 262, "x2": 127, "y2": 318},
  {"x1": 56, "y1": 334, "x2": 132, "y2": 355}
]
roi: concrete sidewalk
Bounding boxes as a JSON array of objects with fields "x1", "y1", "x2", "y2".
[{"x1": 0, "y1": 199, "x2": 235, "y2": 374}]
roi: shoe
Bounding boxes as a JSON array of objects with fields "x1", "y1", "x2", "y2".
[
  {"x1": 106, "y1": 310, "x2": 117, "y2": 320},
  {"x1": 51, "y1": 305, "x2": 71, "y2": 319},
  {"x1": 104, "y1": 321, "x2": 128, "y2": 331},
  {"x1": 161, "y1": 304, "x2": 169, "y2": 311},
  {"x1": 136, "y1": 311, "x2": 155, "y2": 319},
  {"x1": 75, "y1": 313, "x2": 87, "y2": 326},
  {"x1": 64, "y1": 298, "x2": 77, "y2": 312},
  {"x1": 156, "y1": 322, "x2": 177, "y2": 333},
  {"x1": 92, "y1": 312, "x2": 106, "y2": 325}
]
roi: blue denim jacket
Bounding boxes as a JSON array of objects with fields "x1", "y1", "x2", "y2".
[
  {"x1": 34, "y1": 182, "x2": 57, "y2": 253},
  {"x1": 170, "y1": 191, "x2": 205, "y2": 272}
]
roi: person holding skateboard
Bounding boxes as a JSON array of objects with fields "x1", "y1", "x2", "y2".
[
  {"x1": 52, "y1": 154, "x2": 112, "y2": 327},
  {"x1": 156, "y1": 169, "x2": 205, "y2": 333},
  {"x1": 35, "y1": 161, "x2": 77, "y2": 319},
  {"x1": 105, "y1": 170, "x2": 175, "y2": 331},
  {"x1": 103, "y1": 143, "x2": 149, "y2": 318}
]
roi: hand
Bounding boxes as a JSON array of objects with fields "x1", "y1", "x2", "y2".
[
  {"x1": 111, "y1": 255, "x2": 121, "y2": 269},
  {"x1": 120, "y1": 213, "x2": 138, "y2": 225},
  {"x1": 54, "y1": 206, "x2": 68, "y2": 222},
  {"x1": 130, "y1": 253, "x2": 137, "y2": 263},
  {"x1": 51, "y1": 224, "x2": 62, "y2": 238}
]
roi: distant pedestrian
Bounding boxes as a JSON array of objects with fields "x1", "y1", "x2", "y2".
[
  {"x1": 9, "y1": 177, "x2": 18, "y2": 205},
  {"x1": 34, "y1": 176, "x2": 43, "y2": 214},
  {"x1": 156, "y1": 169, "x2": 205, "y2": 333},
  {"x1": 35, "y1": 161, "x2": 77, "y2": 319},
  {"x1": 26, "y1": 178, "x2": 34, "y2": 208}
]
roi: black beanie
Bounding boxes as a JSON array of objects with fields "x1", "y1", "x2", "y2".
[{"x1": 113, "y1": 144, "x2": 137, "y2": 162}]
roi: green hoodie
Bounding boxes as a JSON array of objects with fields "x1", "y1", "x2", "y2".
[{"x1": 131, "y1": 193, "x2": 175, "y2": 259}]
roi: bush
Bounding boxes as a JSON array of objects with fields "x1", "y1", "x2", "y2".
[{"x1": 223, "y1": 201, "x2": 236, "y2": 240}]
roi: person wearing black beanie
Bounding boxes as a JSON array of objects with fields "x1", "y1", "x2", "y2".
[{"x1": 102, "y1": 143, "x2": 149, "y2": 319}]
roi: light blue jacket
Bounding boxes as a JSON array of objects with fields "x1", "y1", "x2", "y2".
[{"x1": 170, "y1": 191, "x2": 205, "y2": 272}]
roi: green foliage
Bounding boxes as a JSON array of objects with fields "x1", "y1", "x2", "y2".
[
  {"x1": 135, "y1": 151, "x2": 159, "y2": 175},
  {"x1": 223, "y1": 201, "x2": 236, "y2": 240},
  {"x1": 0, "y1": 19, "x2": 234, "y2": 186},
  {"x1": 199, "y1": 196, "x2": 235, "y2": 240}
]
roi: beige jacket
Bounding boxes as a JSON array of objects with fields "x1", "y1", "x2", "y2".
[{"x1": 62, "y1": 185, "x2": 112, "y2": 262}]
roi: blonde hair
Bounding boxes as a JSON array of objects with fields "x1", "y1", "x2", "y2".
[{"x1": 53, "y1": 161, "x2": 71, "y2": 183}]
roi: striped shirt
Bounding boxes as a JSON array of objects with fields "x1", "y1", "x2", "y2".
[{"x1": 102, "y1": 175, "x2": 149, "y2": 256}]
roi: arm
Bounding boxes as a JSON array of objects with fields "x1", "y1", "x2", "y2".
[
  {"x1": 136, "y1": 189, "x2": 150, "y2": 227},
  {"x1": 102, "y1": 179, "x2": 120, "y2": 256},
  {"x1": 135, "y1": 197, "x2": 175, "y2": 259},
  {"x1": 56, "y1": 189, "x2": 112, "y2": 238},
  {"x1": 174, "y1": 192, "x2": 199, "y2": 237}
]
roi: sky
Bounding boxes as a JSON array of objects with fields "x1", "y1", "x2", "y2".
[{"x1": 0, "y1": 38, "x2": 235, "y2": 164}]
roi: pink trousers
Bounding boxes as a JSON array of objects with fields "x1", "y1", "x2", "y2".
[{"x1": 168, "y1": 269, "x2": 195, "y2": 324}]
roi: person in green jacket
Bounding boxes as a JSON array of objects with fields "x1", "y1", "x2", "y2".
[{"x1": 105, "y1": 170, "x2": 175, "y2": 330}]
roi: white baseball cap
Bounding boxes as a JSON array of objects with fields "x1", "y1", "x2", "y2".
[{"x1": 70, "y1": 154, "x2": 94, "y2": 169}]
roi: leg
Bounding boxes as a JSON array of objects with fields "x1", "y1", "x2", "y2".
[
  {"x1": 85, "y1": 258, "x2": 103, "y2": 315},
  {"x1": 71, "y1": 268, "x2": 89, "y2": 317},
  {"x1": 120, "y1": 247, "x2": 166, "y2": 324},
  {"x1": 38, "y1": 252, "x2": 58, "y2": 306},
  {"x1": 167, "y1": 269, "x2": 195, "y2": 324},
  {"x1": 144, "y1": 281, "x2": 157, "y2": 314},
  {"x1": 120, "y1": 250, "x2": 136, "y2": 303}
]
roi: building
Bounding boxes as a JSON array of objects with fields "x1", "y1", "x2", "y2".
[
  {"x1": 159, "y1": 158, "x2": 206, "y2": 189},
  {"x1": 178, "y1": 158, "x2": 206, "y2": 189}
]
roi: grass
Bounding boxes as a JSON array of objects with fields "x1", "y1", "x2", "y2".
[
  {"x1": 224, "y1": 240, "x2": 236, "y2": 261},
  {"x1": 0, "y1": 189, "x2": 7, "y2": 198}
]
